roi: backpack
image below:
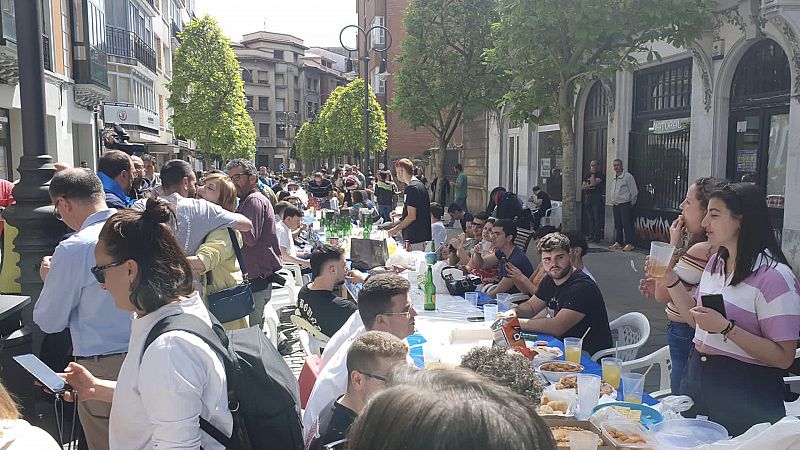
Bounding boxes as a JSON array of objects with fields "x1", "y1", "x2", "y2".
[
  {"x1": 143, "y1": 314, "x2": 303, "y2": 450},
  {"x1": 494, "y1": 192, "x2": 524, "y2": 222}
]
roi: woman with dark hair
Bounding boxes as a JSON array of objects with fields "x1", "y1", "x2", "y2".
[
  {"x1": 346, "y1": 366, "x2": 556, "y2": 450},
  {"x1": 486, "y1": 186, "x2": 506, "y2": 215},
  {"x1": 60, "y1": 199, "x2": 232, "y2": 449},
  {"x1": 639, "y1": 177, "x2": 728, "y2": 393},
  {"x1": 649, "y1": 183, "x2": 800, "y2": 435}
]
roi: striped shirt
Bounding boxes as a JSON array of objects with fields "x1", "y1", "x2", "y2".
[
  {"x1": 693, "y1": 252, "x2": 800, "y2": 366},
  {"x1": 665, "y1": 252, "x2": 708, "y2": 320}
]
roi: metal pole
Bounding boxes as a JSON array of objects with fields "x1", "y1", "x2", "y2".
[{"x1": 363, "y1": 35, "x2": 370, "y2": 181}]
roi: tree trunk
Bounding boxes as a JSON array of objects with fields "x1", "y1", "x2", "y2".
[
  {"x1": 558, "y1": 82, "x2": 577, "y2": 231},
  {"x1": 204, "y1": 133, "x2": 212, "y2": 171},
  {"x1": 436, "y1": 136, "x2": 448, "y2": 206}
]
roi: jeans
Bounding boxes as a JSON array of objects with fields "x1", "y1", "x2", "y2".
[
  {"x1": 249, "y1": 284, "x2": 273, "y2": 330},
  {"x1": 454, "y1": 196, "x2": 469, "y2": 214},
  {"x1": 666, "y1": 321, "x2": 694, "y2": 395},
  {"x1": 585, "y1": 196, "x2": 604, "y2": 240},
  {"x1": 378, "y1": 204, "x2": 393, "y2": 223},
  {"x1": 612, "y1": 202, "x2": 635, "y2": 245}
]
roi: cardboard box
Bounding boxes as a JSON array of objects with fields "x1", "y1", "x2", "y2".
[
  {"x1": 448, "y1": 327, "x2": 493, "y2": 344},
  {"x1": 544, "y1": 418, "x2": 615, "y2": 450}
]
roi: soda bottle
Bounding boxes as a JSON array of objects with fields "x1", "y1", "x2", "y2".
[
  {"x1": 424, "y1": 265, "x2": 436, "y2": 311},
  {"x1": 429, "y1": 240, "x2": 436, "y2": 252}
]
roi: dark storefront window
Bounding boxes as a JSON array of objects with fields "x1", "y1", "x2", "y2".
[
  {"x1": 538, "y1": 130, "x2": 562, "y2": 201},
  {"x1": 0, "y1": 109, "x2": 10, "y2": 180}
]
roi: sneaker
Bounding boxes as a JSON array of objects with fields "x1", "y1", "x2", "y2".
[
  {"x1": 623, "y1": 244, "x2": 635, "y2": 252},
  {"x1": 609, "y1": 242, "x2": 622, "y2": 250}
]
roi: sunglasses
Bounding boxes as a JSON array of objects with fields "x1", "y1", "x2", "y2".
[{"x1": 90, "y1": 260, "x2": 126, "y2": 284}]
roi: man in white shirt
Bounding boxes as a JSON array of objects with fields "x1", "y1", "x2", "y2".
[
  {"x1": 275, "y1": 203, "x2": 310, "y2": 268},
  {"x1": 429, "y1": 202, "x2": 447, "y2": 250},
  {"x1": 609, "y1": 158, "x2": 638, "y2": 252},
  {"x1": 302, "y1": 273, "x2": 418, "y2": 433}
]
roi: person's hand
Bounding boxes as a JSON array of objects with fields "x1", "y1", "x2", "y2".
[
  {"x1": 639, "y1": 278, "x2": 656, "y2": 298},
  {"x1": 387, "y1": 227, "x2": 399, "y2": 238},
  {"x1": 505, "y1": 262, "x2": 527, "y2": 283},
  {"x1": 39, "y1": 256, "x2": 52, "y2": 281},
  {"x1": 689, "y1": 306, "x2": 729, "y2": 333},
  {"x1": 59, "y1": 362, "x2": 97, "y2": 402},
  {"x1": 669, "y1": 215, "x2": 685, "y2": 247},
  {"x1": 498, "y1": 308, "x2": 517, "y2": 319},
  {"x1": 389, "y1": 211, "x2": 397, "y2": 220},
  {"x1": 346, "y1": 269, "x2": 368, "y2": 284},
  {"x1": 644, "y1": 256, "x2": 679, "y2": 284}
]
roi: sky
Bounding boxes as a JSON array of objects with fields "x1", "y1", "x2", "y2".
[{"x1": 194, "y1": 0, "x2": 358, "y2": 48}]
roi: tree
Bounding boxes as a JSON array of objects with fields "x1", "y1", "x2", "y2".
[
  {"x1": 316, "y1": 78, "x2": 387, "y2": 161},
  {"x1": 393, "y1": 0, "x2": 505, "y2": 202},
  {"x1": 167, "y1": 15, "x2": 255, "y2": 166},
  {"x1": 488, "y1": 0, "x2": 714, "y2": 230},
  {"x1": 294, "y1": 120, "x2": 322, "y2": 160}
]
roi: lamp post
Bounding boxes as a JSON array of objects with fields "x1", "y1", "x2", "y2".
[{"x1": 339, "y1": 24, "x2": 392, "y2": 178}]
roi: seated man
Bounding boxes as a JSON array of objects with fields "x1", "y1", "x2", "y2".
[
  {"x1": 430, "y1": 202, "x2": 447, "y2": 250},
  {"x1": 275, "y1": 204, "x2": 310, "y2": 268},
  {"x1": 529, "y1": 186, "x2": 552, "y2": 229},
  {"x1": 470, "y1": 219, "x2": 535, "y2": 298},
  {"x1": 503, "y1": 233, "x2": 613, "y2": 356},
  {"x1": 306, "y1": 331, "x2": 408, "y2": 450},
  {"x1": 303, "y1": 273, "x2": 417, "y2": 434},
  {"x1": 442, "y1": 211, "x2": 482, "y2": 265},
  {"x1": 297, "y1": 244, "x2": 365, "y2": 338},
  {"x1": 562, "y1": 230, "x2": 595, "y2": 282},
  {"x1": 446, "y1": 203, "x2": 466, "y2": 230}
]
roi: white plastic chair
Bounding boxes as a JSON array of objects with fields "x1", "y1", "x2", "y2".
[
  {"x1": 291, "y1": 313, "x2": 331, "y2": 356},
  {"x1": 619, "y1": 345, "x2": 672, "y2": 399},
  {"x1": 269, "y1": 266, "x2": 301, "y2": 314},
  {"x1": 543, "y1": 201, "x2": 562, "y2": 228},
  {"x1": 591, "y1": 312, "x2": 651, "y2": 362},
  {"x1": 262, "y1": 304, "x2": 280, "y2": 348},
  {"x1": 785, "y1": 349, "x2": 800, "y2": 416}
]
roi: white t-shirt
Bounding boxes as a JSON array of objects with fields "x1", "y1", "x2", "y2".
[
  {"x1": 0, "y1": 419, "x2": 60, "y2": 449},
  {"x1": 431, "y1": 221, "x2": 447, "y2": 249},
  {"x1": 275, "y1": 220, "x2": 296, "y2": 257}
]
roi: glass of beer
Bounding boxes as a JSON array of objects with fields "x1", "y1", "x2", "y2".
[
  {"x1": 647, "y1": 241, "x2": 676, "y2": 278},
  {"x1": 601, "y1": 357, "x2": 622, "y2": 389},
  {"x1": 564, "y1": 337, "x2": 583, "y2": 364}
]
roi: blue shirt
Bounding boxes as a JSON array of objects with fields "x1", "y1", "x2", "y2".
[
  {"x1": 33, "y1": 209, "x2": 132, "y2": 357},
  {"x1": 98, "y1": 172, "x2": 134, "y2": 208}
]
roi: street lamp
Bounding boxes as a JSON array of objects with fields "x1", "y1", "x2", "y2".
[{"x1": 339, "y1": 23, "x2": 392, "y2": 177}]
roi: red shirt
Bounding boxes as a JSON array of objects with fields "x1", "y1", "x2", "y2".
[{"x1": 0, "y1": 179, "x2": 14, "y2": 236}]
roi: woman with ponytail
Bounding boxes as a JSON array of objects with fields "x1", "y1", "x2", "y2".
[{"x1": 60, "y1": 198, "x2": 233, "y2": 449}]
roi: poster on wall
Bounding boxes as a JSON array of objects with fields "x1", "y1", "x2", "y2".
[
  {"x1": 540, "y1": 158, "x2": 551, "y2": 178},
  {"x1": 736, "y1": 148, "x2": 758, "y2": 172}
]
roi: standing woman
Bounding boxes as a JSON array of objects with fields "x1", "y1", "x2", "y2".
[
  {"x1": 650, "y1": 183, "x2": 799, "y2": 435},
  {"x1": 639, "y1": 177, "x2": 727, "y2": 393},
  {"x1": 61, "y1": 199, "x2": 232, "y2": 449},
  {"x1": 188, "y1": 173, "x2": 249, "y2": 330}
]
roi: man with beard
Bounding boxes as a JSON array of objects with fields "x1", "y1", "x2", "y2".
[{"x1": 500, "y1": 232, "x2": 612, "y2": 356}]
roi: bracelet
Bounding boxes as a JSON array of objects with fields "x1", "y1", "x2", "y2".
[
  {"x1": 666, "y1": 276, "x2": 682, "y2": 289},
  {"x1": 721, "y1": 320, "x2": 736, "y2": 342}
]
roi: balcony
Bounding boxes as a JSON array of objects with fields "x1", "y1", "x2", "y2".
[
  {"x1": 256, "y1": 137, "x2": 271, "y2": 147},
  {"x1": 105, "y1": 25, "x2": 157, "y2": 73}
]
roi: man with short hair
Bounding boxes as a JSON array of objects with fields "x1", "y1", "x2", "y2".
[
  {"x1": 128, "y1": 155, "x2": 150, "y2": 200},
  {"x1": 272, "y1": 177, "x2": 288, "y2": 193},
  {"x1": 504, "y1": 232, "x2": 613, "y2": 356},
  {"x1": 308, "y1": 171, "x2": 333, "y2": 208},
  {"x1": 609, "y1": 158, "x2": 638, "y2": 251},
  {"x1": 429, "y1": 202, "x2": 447, "y2": 249},
  {"x1": 444, "y1": 211, "x2": 483, "y2": 265},
  {"x1": 452, "y1": 163, "x2": 469, "y2": 214},
  {"x1": 387, "y1": 158, "x2": 431, "y2": 250},
  {"x1": 97, "y1": 150, "x2": 135, "y2": 209},
  {"x1": 472, "y1": 219, "x2": 535, "y2": 298},
  {"x1": 581, "y1": 160, "x2": 605, "y2": 242},
  {"x1": 34, "y1": 169, "x2": 132, "y2": 450},
  {"x1": 446, "y1": 203, "x2": 469, "y2": 231},
  {"x1": 226, "y1": 159, "x2": 283, "y2": 330},
  {"x1": 307, "y1": 331, "x2": 408, "y2": 450},
  {"x1": 141, "y1": 154, "x2": 161, "y2": 195},
  {"x1": 303, "y1": 273, "x2": 417, "y2": 433},
  {"x1": 375, "y1": 170, "x2": 397, "y2": 223},
  {"x1": 275, "y1": 203, "x2": 310, "y2": 268},
  {"x1": 562, "y1": 230, "x2": 595, "y2": 282}
]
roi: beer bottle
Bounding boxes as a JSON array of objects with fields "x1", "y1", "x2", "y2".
[{"x1": 424, "y1": 265, "x2": 436, "y2": 311}]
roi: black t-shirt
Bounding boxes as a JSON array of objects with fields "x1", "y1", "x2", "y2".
[
  {"x1": 297, "y1": 285, "x2": 358, "y2": 337},
  {"x1": 536, "y1": 191, "x2": 552, "y2": 211},
  {"x1": 534, "y1": 270, "x2": 613, "y2": 356},
  {"x1": 308, "y1": 397, "x2": 358, "y2": 450},
  {"x1": 402, "y1": 179, "x2": 432, "y2": 243},
  {"x1": 375, "y1": 182, "x2": 395, "y2": 206},
  {"x1": 583, "y1": 172, "x2": 605, "y2": 199}
]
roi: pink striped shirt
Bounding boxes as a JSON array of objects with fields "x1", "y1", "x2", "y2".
[{"x1": 693, "y1": 252, "x2": 800, "y2": 366}]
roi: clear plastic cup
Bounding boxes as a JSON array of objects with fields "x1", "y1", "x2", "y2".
[
  {"x1": 564, "y1": 337, "x2": 583, "y2": 364},
  {"x1": 422, "y1": 342, "x2": 442, "y2": 368},
  {"x1": 483, "y1": 304, "x2": 498, "y2": 323},
  {"x1": 569, "y1": 430, "x2": 600, "y2": 450},
  {"x1": 602, "y1": 357, "x2": 622, "y2": 389},
  {"x1": 496, "y1": 293, "x2": 512, "y2": 312},
  {"x1": 465, "y1": 292, "x2": 479, "y2": 307},
  {"x1": 648, "y1": 241, "x2": 675, "y2": 278},
  {"x1": 576, "y1": 374, "x2": 601, "y2": 420},
  {"x1": 622, "y1": 372, "x2": 645, "y2": 404}
]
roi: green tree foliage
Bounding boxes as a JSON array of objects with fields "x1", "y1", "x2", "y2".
[
  {"x1": 488, "y1": 0, "x2": 714, "y2": 230},
  {"x1": 393, "y1": 0, "x2": 505, "y2": 201},
  {"x1": 167, "y1": 15, "x2": 255, "y2": 165},
  {"x1": 294, "y1": 120, "x2": 322, "y2": 160},
  {"x1": 315, "y1": 78, "x2": 387, "y2": 159}
]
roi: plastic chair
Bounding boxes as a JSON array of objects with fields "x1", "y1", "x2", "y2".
[
  {"x1": 269, "y1": 267, "x2": 300, "y2": 314},
  {"x1": 543, "y1": 201, "x2": 562, "y2": 229},
  {"x1": 262, "y1": 304, "x2": 280, "y2": 348},
  {"x1": 591, "y1": 312, "x2": 651, "y2": 362},
  {"x1": 298, "y1": 355, "x2": 323, "y2": 409},
  {"x1": 785, "y1": 349, "x2": 800, "y2": 417},
  {"x1": 619, "y1": 345, "x2": 672, "y2": 399},
  {"x1": 514, "y1": 227, "x2": 536, "y2": 253},
  {"x1": 291, "y1": 313, "x2": 331, "y2": 356}
]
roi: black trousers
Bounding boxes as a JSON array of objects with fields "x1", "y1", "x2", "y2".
[
  {"x1": 585, "y1": 196, "x2": 604, "y2": 240},
  {"x1": 612, "y1": 202, "x2": 635, "y2": 245},
  {"x1": 680, "y1": 349, "x2": 786, "y2": 437}
]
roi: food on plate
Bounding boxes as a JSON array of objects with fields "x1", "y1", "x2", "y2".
[
  {"x1": 539, "y1": 361, "x2": 582, "y2": 373},
  {"x1": 611, "y1": 405, "x2": 644, "y2": 423},
  {"x1": 537, "y1": 395, "x2": 570, "y2": 415},
  {"x1": 535, "y1": 346, "x2": 564, "y2": 358},
  {"x1": 556, "y1": 375, "x2": 615, "y2": 396},
  {"x1": 606, "y1": 428, "x2": 648, "y2": 444},
  {"x1": 550, "y1": 427, "x2": 603, "y2": 446}
]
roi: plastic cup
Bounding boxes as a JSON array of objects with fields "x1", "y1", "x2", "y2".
[
  {"x1": 496, "y1": 293, "x2": 512, "y2": 312},
  {"x1": 576, "y1": 374, "x2": 601, "y2": 420},
  {"x1": 483, "y1": 304, "x2": 498, "y2": 323},
  {"x1": 425, "y1": 252, "x2": 437, "y2": 265},
  {"x1": 564, "y1": 337, "x2": 583, "y2": 364},
  {"x1": 648, "y1": 241, "x2": 675, "y2": 278},
  {"x1": 602, "y1": 357, "x2": 622, "y2": 389},
  {"x1": 569, "y1": 430, "x2": 600, "y2": 450},
  {"x1": 422, "y1": 342, "x2": 442, "y2": 368},
  {"x1": 465, "y1": 292, "x2": 479, "y2": 307},
  {"x1": 622, "y1": 372, "x2": 645, "y2": 404}
]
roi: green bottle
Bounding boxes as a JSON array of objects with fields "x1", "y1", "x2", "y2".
[
  {"x1": 424, "y1": 265, "x2": 436, "y2": 311},
  {"x1": 429, "y1": 240, "x2": 436, "y2": 252}
]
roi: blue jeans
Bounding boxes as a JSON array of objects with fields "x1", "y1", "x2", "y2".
[
  {"x1": 454, "y1": 196, "x2": 469, "y2": 214},
  {"x1": 377, "y1": 205, "x2": 393, "y2": 223},
  {"x1": 667, "y1": 321, "x2": 694, "y2": 395}
]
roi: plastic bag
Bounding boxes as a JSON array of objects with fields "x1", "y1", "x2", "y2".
[{"x1": 653, "y1": 395, "x2": 694, "y2": 420}]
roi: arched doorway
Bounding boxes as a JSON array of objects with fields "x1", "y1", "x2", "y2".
[
  {"x1": 727, "y1": 39, "x2": 790, "y2": 238},
  {"x1": 581, "y1": 82, "x2": 608, "y2": 238}
]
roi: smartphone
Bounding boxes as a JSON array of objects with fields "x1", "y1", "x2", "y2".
[
  {"x1": 498, "y1": 255, "x2": 508, "y2": 278},
  {"x1": 467, "y1": 316, "x2": 485, "y2": 322},
  {"x1": 700, "y1": 294, "x2": 727, "y2": 318},
  {"x1": 13, "y1": 354, "x2": 70, "y2": 394}
]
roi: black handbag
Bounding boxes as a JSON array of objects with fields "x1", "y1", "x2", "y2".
[
  {"x1": 441, "y1": 265, "x2": 481, "y2": 296},
  {"x1": 206, "y1": 228, "x2": 255, "y2": 323}
]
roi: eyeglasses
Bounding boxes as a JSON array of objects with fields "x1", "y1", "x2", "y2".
[
  {"x1": 380, "y1": 308, "x2": 414, "y2": 319},
  {"x1": 229, "y1": 173, "x2": 253, "y2": 181},
  {"x1": 90, "y1": 260, "x2": 126, "y2": 284},
  {"x1": 359, "y1": 371, "x2": 387, "y2": 382}
]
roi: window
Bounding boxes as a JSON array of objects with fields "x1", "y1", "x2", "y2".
[
  {"x1": 294, "y1": 52, "x2": 299, "y2": 62},
  {"x1": 372, "y1": 68, "x2": 385, "y2": 95},
  {"x1": 245, "y1": 95, "x2": 254, "y2": 109},
  {"x1": 276, "y1": 97, "x2": 285, "y2": 112},
  {"x1": 275, "y1": 73, "x2": 285, "y2": 85},
  {"x1": 241, "y1": 68, "x2": 253, "y2": 83},
  {"x1": 257, "y1": 70, "x2": 269, "y2": 84},
  {"x1": 371, "y1": 16, "x2": 386, "y2": 48},
  {"x1": 258, "y1": 96, "x2": 269, "y2": 110},
  {"x1": 259, "y1": 123, "x2": 270, "y2": 137},
  {"x1": 159, "y1": 95, "x2": 165, "y2": 127},
  {"x1": 294, "y1": 75, "x2": 299, "y2": 86},
  {"x1": 294, "y1": 99, "x2": 300, "y2": 112},
  {"x1": 276, "y1": 126, "x2": 286, "y2": 139},
  {"x1": 273, "y1": 49, "x2": 284, "y2": 60},
  {"x1": 163, "y1": 42, "x2": 171, "y2": 75},
  {"x1": 155, "y1": 36, "x2": 162, "y2": 70}
]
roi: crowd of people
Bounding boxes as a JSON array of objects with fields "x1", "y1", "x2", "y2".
[{"x1": 0, "y1": 150, "x2": 796, "y2": 449}]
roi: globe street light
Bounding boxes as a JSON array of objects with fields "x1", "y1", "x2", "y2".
[{"x1": 339, "y1": 23, "x2": 392, "y2": 177}]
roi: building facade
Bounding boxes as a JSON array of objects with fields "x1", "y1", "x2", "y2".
[{"x1": 489, "y1": 0, "x2": 800, "y2": 270}]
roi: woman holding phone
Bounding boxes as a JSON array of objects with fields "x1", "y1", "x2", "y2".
[
  {"x1": 648, "y1": 183, "x2": 800, "y2": 435},
  {"x1": 638, "y1": 177, "x2": 727, "y2": 393}
]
